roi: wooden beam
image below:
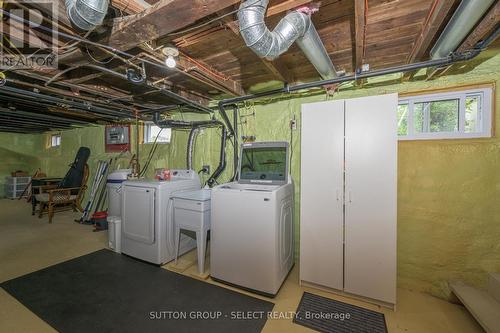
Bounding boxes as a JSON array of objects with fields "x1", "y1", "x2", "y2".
[
  {"x1": 68, "y1": 72, "x2": 107, "y2": 84},
  {"x1": 261, "y1": 59, "x2": 295, "y2": 83},
  {"x1": 457, "y1": 1, "x2": 500, "y2": 52},
  {"x1": 221, "y1": 15, "x2": 240, "y2": 35},
  {"x1": 266, "y1": 0, "x2": 312, "y2": 17},
  {"x1": 424, "y1": 2, "x2": 500, "y2": 81},
  {"x1": 354, "y1": 0, "x2": 366, "y2": 71},
  {"x1": 222, "y1": 0, "x2": 313, "y2": 33},
  {"x1": 407, "y1": 0, "x2": 458, "y2": 62},
  {"x1": 402, "y1": 0, "x2": 458, "y2": 81},
  {"x1": 106, "y1": 0, "x2": 241, "y2": 51},
  {"x1": 136, "y1": 46, "x2": 244, "y2": 96},
  {"x1": 174, "y1": 0, "x2": 312, "y2": 48},
  {"x1": 177, "y1": 52, "x2": 245, "y2": 96},
  {"x1": 112, "y1": 0, "x2": 150, "y2": 15},
  {"x1": 218, "y1": 8, "x2": 296, "y2": 83}
]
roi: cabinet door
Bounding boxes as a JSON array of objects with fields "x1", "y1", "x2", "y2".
[
  {"x1": 122, "y1": 186, "x2": 155, "y2": 244},
  {"x1": 344, "y1": 94, "x2": 398, "y2": 305},
  {"x1": 300, "y1": 100, "x2": 344, "y2": 290}
]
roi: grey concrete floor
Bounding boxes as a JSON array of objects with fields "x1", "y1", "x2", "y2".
[{"x1": 0, "y1": 199, "x2": 484, "y2": 333}]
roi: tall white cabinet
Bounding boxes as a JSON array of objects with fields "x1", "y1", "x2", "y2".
[{"x1": 300, "y1": 94, "x2": 398, "y2": 308}]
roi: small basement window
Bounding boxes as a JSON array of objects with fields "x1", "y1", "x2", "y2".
[
  {"x1": 143, "y1": 123, "x2": 172, "y2": 144},
  {"x1": 398, "y1": 87, "x2": 493, "y2": 140},
  {"x1": 50, "y1": 134, "x2": 61, "y2": 147}
]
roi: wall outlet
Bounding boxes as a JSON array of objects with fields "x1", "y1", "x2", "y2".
[
  {"x1": 290, "y1": 119, "x2": 297, "y2": 130},
  {"x1": 202, "y1": 165, "x2": 210, "y2": 174}
]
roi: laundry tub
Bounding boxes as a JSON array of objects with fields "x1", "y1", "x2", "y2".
[
  {"x1": 106, "y1": 169, "x2": 131, "y2": 217},
  {"x1": 108, "y1": 216, "x2": 122, "y2": 253}
]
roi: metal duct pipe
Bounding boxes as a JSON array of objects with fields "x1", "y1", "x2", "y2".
[
  {"x1": 231, "y1": 105, "x2": 239, "y2": 181},
  {"x1": 238, "y1": 0, "x2": 337, "y2": 79},
  {"x1": 430, "y1": 0, "x2": 496, "y2": 59},
  {"x1": 186, "y1": 127, "x2": 200, "y2": 170},
  {"x1": 65, "y1": 0, "x2": 109, "y2": 31},
  {"x1": 207, "y1": 125, "x2": 227, "y2": 187}
]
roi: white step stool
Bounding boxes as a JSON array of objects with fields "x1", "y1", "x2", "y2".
[
  {"x1": 450, "y1": 273, "x2": 500, "y2": 333},
  {"x1": 173, "y1": 189, "x2": 211, "y2": 275}
]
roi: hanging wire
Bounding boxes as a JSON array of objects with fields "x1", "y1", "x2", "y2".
[
  {"x1": 85, "y1": 45, "x2": 116, "y2": 64},
  {"x1": 139, "y1": 127, "x2": 164, "y2": 177}
]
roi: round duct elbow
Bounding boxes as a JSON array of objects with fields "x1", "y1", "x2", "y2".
[
  {"x1": 65, "y1": 0, "x2": 109, "y2": 31},
  {"x1": 238, "y1": 0, "x2": 337, "y2": 79},
  {"x1": 238, "y1": 0, "x2": 309, "y2": 60}
]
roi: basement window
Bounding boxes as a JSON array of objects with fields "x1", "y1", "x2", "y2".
[
  {"x1": 50, "y1": 134, "x2": 61, "y2": 147},
  {"x1": 398, "y1": 87, "x2": 493, "y2": 140},
  {"x1": 143, "y1": 123, "x2": 171, "y2": 144}
]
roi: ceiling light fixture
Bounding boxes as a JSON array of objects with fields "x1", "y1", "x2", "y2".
[
  {"x1": 165, "y1": 55, "x2": 176, "y2": 68},
  {"x1": 162, "y1": 46, "x2": 179, "y2": 69}
]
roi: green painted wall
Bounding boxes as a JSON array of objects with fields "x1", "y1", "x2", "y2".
[
  {"x1": 0, "y1": 133, "x2": 41, "y2": 198},
  {"x1": 0, "y1": 50, "x2": 498, "y2": 301},
  {"x1": 31, "y1": 118, "x2": 227, "y2": 202}
]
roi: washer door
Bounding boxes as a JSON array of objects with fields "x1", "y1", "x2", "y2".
[{"x1": 122, "y1": 186, "x2": 155, "y2": 244}]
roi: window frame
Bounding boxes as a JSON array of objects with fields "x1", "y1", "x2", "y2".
[
  {"x1": 50, "y1": 134, "x2": 61, "y2": 147},
  {"x1": 143, "y1": 122, "x2": 172, "y2": 144},
  {"x1": 398, "y1": 87, "x2": 493, "y2": 140}
]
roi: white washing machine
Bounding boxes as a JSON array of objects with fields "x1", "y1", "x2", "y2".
[
  {"x1": 211, "y1": 142, "x2": 294, "y2": 297},
  {"x1": 121, "y1": 170, "x2": 201, "y2": 265}
]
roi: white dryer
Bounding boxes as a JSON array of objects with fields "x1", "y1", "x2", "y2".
[
  {"x1": 211, "y1": 142, "x2": 294, "y2": 297},
  {"x1": 121, "y1": 170, "x2": 201, "y2": 265}
]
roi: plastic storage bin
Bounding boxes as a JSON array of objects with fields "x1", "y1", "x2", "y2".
[
  {"x1": 106, "y1": 169, "x2": 131, "y2": 217},
  {"x1": 107, "y1": 216, "x2": 122, "y2": 253},
  {"x1": 4, "y1": 176, "x2": 31, "y2": 199}
]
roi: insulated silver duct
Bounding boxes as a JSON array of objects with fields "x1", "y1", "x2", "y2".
[
  {"x1": 187, "y1": 127, "x2": 200, "y2": 170},
  {"x1": 430, "y1": 0, "x2": 496, "y2": 59},
  {"x1": 238, "y1": 0, "x2": 337, "y2": 79},
  {"x1": 65, "y1": 0, "x2": 109, "y2": 31}
]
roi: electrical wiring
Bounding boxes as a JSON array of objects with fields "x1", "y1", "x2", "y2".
[
  {"x1": 59, "y1": 30, "x2": 93, "y2": 52},
  {"x1": 85, "y1": 45, "x2": 116, "y2": 64}
]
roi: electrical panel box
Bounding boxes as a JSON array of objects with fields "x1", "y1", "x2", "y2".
[{"x1": 105, "y1": 125, "x2": 130, "y2": 153}]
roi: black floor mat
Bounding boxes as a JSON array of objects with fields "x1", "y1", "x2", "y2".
[
  {"x1": 293, "y1": 292, "x2": 388, "y2": 333},
  {"x1": 1, "y1": 249, "x2": 274, "y2": 333}
]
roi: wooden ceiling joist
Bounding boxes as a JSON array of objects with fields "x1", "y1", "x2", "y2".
[
  {"x1": 174, "y1": 0, "x2": 313, "y2": 49},
  {"x1": 354, "y1": 0, "x2": 366, "y2": 71},
  {"x1": 112, "y1": 0, "x2": 150, "y2": 15},
  {"x1": 402, "y1": 0, "x2": 458, "y2": 80},
  {"x1": 261, "y1": 59, "x2": 295, "y2": 83},
  {"x1": 457, "y1": 1, "x2": 500, "y2": 52},
  {"x1": 177, "y1": 53, "x2": 245, "y2": 96},
  {"x1": 214, "y1": 0, "x2": 306, "y2": 83},
  {"x1": 406, "y1": 0, "x2": 458, "y2": 63},
  {"x1": 107, "y1": 0, "x2": 241, "y2": 51},
  {"x1": 266, "y1": 0, "x2": 312, "y2": 17}
]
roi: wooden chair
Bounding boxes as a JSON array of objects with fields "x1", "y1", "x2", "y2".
[{"x1": 35, "y1": 164, "x2": 90, "y2": 223}]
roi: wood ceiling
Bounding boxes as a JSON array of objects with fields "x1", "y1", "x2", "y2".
[{"x1": 0, "y1": 0, "x2": 499, "y2": 132}]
